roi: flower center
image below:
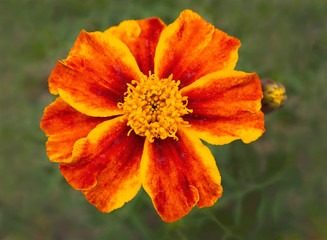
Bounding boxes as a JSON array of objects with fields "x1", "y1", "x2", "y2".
[{"x1": 118, "y1": 74, "x2": 192, "y2": 142}]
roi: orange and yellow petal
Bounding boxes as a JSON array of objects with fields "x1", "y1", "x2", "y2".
[
  {"x1": 181, "y1": 70, "x2": 265, "y2": 145},
  {"x1": 155, "y1": 10, "x2": 240, "y2": 88},
  {"x1": 49, "y1": 30, "x2": 145, "y2": 117},
  {"x1": 105, "y1": 18, "x2": 166, "y2": 75},
  {"x1": 184, "y1": 111, "x2": 264, "y2": 145},
  {"x1": 40, "y1": 97, "x2": 107, "y2": 163},
  {"x1": 141, "y1": 128, "x2": 222, "y2": 222},
  {"x1": 59, "y1": 116, "x2": 145, "y2": 212}
]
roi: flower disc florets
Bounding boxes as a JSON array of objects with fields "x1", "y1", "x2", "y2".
[{"x1": 118, "y1": 74, "x2": 192, "y2": 142}]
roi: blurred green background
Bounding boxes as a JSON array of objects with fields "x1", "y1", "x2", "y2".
[{"x1": 1, "y1": 0, "x2": 326, "y2": 239}]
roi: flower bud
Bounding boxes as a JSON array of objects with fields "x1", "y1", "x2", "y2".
[{"x1": 261, "y1": 78, "x2": 287, "y2": 113}]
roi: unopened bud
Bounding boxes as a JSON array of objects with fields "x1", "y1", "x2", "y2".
[{"x1": 261, "y1": 78, "x2": 287, "y2": 113}]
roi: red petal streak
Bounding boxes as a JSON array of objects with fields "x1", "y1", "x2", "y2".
[
  {"x1": 40, "y1": 97, "x2": 108, "y2": 163},
  {"x1": 181, "y1": 70, "x2": 265, "y2": 145},
  {"x1": 184, "y1": 112, "x2": 264, "y2": 145},
  {"x1": 141, "y1": 129, "x2": 222, "y2": 222},
  {"x1": 105, "y1": 18, "x2": 166, "y2": 75},
  {"x1": 155, "y1": 10, "x2": 240, "y2": 88},
  {"x1": 49, "y1": 30, "x2": 144, "y2": 117},
  {"x1": 182, "y1": 71, "x2": 263, "y2": 117},
  {"x1": 60, "y1": 117, "x2": 145, "y2": 212}
]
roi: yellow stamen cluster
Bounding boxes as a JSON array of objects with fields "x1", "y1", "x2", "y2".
[{"x1": 118, "y1": 74, "x2": 192, "y2": 142}]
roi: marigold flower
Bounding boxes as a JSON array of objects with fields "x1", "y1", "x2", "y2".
[{"x1": 40, "y1": 10, "x2": 265, "y2": 222}]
